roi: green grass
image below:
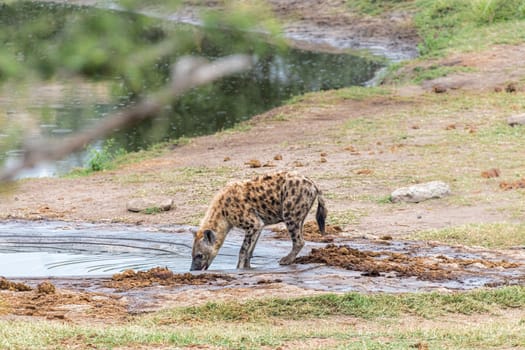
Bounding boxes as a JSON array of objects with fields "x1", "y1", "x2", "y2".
[
  {"x1": 410, "y1": 223, "x2": 525, "y2": 248},
  {"x1": 346, "y1": 0, "x2": 416, "y2": 16},
  {"x1": 415, "y1": 0, "x2": 525, "y2": 57},
  {"x1": 330, "y1": 91, "x2": 525, "y2": 195},
  {"x1": 219, "y1": 121, "x2": 252, "y2": 134},
  {"x1": 286, "y1": 86, "x2": 392, "y2": 106},
  {"x1": 347, "y1": 0, "x2": 525, "y2": 56},
  {"x1": 141, "y1": 206, "x2": 162, "y2": 214},
  {"x1": 1, "y1": 287, "x2": 524, "y2": 349},
  {"x1": 411, "y1": 65, "x2": 474, "y2": 82},
  {"x1": 66, "y1": 139, "x2": 176, "y2": 177},
  {"x1": 329, "y1": 209, "x2": 362, "y2": 226},
  {"x1": 154, "y1": 287, "x2": 525, "y2": 323}
]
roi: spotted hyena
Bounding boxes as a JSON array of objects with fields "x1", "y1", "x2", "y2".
[{"x1": 190, "y1": 171, "x2": 327, "y2": 270}]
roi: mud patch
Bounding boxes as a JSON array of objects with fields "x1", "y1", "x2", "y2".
[
  {"x1": 104, "y1": 267, "x2": 235, "y2": 291},
  {"x1": 499, "y1": 179, "x2": 525, "y2": 190},
  {"x1": 271, "y1": 221, "x2": 343, "y2": 243},
  {"x1": 0, "y1": 288, "x2": 128, "y2": 321},
  {"x1": 0, "y1": 277, "x2": 32, "y2": 291},
  {"x1": 295, "y1": 244, "x2": 522, "y2": 281}
]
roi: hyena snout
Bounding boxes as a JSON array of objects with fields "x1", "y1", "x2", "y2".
[
  {"x1": 190, "y1": 229, "x2": 217, "y2": 271},
  {"x1": 190, "y1": 254, "x2": 209, "y2": 271}
]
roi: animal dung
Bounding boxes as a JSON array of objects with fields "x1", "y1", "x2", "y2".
[
  {"x1": 481, "y1": 168, "x2": 501, "y2": 178},
  {"x1": 245, "y1": 159, "x2": 262, "y2": 168}
]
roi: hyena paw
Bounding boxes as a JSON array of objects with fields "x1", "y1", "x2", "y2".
[
  {"x1": 237, "y1": 261, "x2": 251, "y2": 269},
  {"x1": 278, "y1": 255, "x2": 296, "y2": 265}
]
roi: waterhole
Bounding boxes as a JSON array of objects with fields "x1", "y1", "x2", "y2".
[
  {"x1": 0, "y1": 221, "x2": 290, "y2": 278},
  {"x1": 2, "y1": 221, "x2": 524, "y2": 294}
]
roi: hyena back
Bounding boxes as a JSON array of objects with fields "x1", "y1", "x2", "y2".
[{"x1": 190, "y1": 171, "x2": 327, "y2": 270}]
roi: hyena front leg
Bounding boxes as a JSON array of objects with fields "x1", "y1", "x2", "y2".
[
  {"x1": 237, "y1": 228, "x2": 263, "y2": 269},
  {"x1": 279, "y1": 219, "x2": 305, "y2": 265},
  {"x1": 237, "y1": 215, "x2": 264, "y2": 269}
]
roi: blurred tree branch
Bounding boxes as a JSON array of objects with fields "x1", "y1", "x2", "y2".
[{"x1": 0, "y1": 54, "x2": 252, "y2": 182}]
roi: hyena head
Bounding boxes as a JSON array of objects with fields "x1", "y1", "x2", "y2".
[{"x1": 190, "y1": 229, "x2": 218, "y2": 271}]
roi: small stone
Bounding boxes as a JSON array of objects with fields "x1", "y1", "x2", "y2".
[
  {"x1": 355, "y1": 169, "x2": 373, "y2": 175},
  {"x1": 361, "y1": 270, "x2": 381, "y2": 277},
  {"x1": 320, "y1": 152, "x2": 328, "y2": 157},
  {"x1": 391, "y1": 181, "x2": 451, "y2": 203},
  {"x1": 158, "y1": 199, "x2": 174, "y2": 211},
  {"x1": 223, "y1": 156, "x2": 231, "y2": 162},
  {"x1": 432, "y1": 85, "x2": 447, "y2": 93},
  {"x1": 126, "y1": 198, "x2": 174, "y2": 213},
  {"x1": 320, "y1": 157, "x2": 327, "y2": 163},
  {"x1": 507, "y1": 113, "x2": 525, "y2": 127},
  {"x1": 273, "y1": 154, "x2": 283, "y2": 161},
  {"x1": 506, "y1": 82, "x2": 517, "y2": 93}
]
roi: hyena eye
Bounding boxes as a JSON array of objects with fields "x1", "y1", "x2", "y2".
[{"x1": 195, "y1": 253, "x2": 204, "y2": 260}]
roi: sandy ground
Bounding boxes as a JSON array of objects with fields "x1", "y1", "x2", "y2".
[{"x1": 2, "y1": 42, "x2": 524, "y2": 234}]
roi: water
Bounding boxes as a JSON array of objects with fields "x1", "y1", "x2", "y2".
[
  {"x1": 1, "y1": 221, "x2": 523, "y2": 294},
  {"x1": 0, "y1": 221, "x2": 289, "y2": 278},
  {"x1": 0, "y1": 2, "x2": 383, "y2": 178}
]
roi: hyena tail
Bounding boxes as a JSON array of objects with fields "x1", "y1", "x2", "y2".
[{"x1": 315, "y1": 191, "x2": 327, "y2": 235}]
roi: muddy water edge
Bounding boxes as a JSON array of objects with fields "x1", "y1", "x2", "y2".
[{"x1": 1, "y1": 220, "x2": 524, "y2": 314}]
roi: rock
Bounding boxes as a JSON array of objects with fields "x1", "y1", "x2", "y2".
[
  {"x1": 507, "y1": 113, "x2": 525, "y2": 127},
  {"x1": 126, "y1": 198, "x2": 174, "y2": 213},
  {"x1": 391, "y1": 181, "x2": 451, "y2": 203},
  {"x1": 506, "y1": 82, "x2": 517, "y2": 93},
  {"x1": 432, "y1": 85, "x2": 447, "y2": 93}
]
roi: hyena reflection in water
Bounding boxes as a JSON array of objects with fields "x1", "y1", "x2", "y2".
[{"x1": 190, "y1": 171, "x2": 327, "y2": 270}]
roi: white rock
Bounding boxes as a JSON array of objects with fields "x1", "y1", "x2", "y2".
[
  {"x1": 126, "y1": 198, "x2": 174, "y2": 212},
  {"x1": 391, "y1": 181, "x2": 451, "y2": 203},
  {"x1": 507, "y1": 113, "x2": 525, "y2": 126}
]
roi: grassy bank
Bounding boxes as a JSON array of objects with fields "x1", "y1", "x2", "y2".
[
  {"x1": 1, "y1": 287, "x2": 524, "y2": 349},
  {"x1": 349, "y1": 0, "x2": 525, "y2": 55}
]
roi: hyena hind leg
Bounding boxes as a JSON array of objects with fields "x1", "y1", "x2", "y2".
[{"x1": 279, "y1": 220, "x2": 305, "y2": 265}]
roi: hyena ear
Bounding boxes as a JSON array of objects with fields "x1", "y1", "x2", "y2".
[{"x1": 203, "y1": 229, "x2": 216, "y2": 245}]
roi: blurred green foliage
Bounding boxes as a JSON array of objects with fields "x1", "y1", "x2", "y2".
[
  {"x1": 0, "y1": 1, "x2": 282, "y2": 94},
  {"x1": 0, "y1": 0, "x2": 285, "y2": 169},
  {"x1": 0, "y1": 0, "x2": 382, "y2": 166},
  {"x1": 86, "y1": 138, "x2": 126, "y2": 172}
]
